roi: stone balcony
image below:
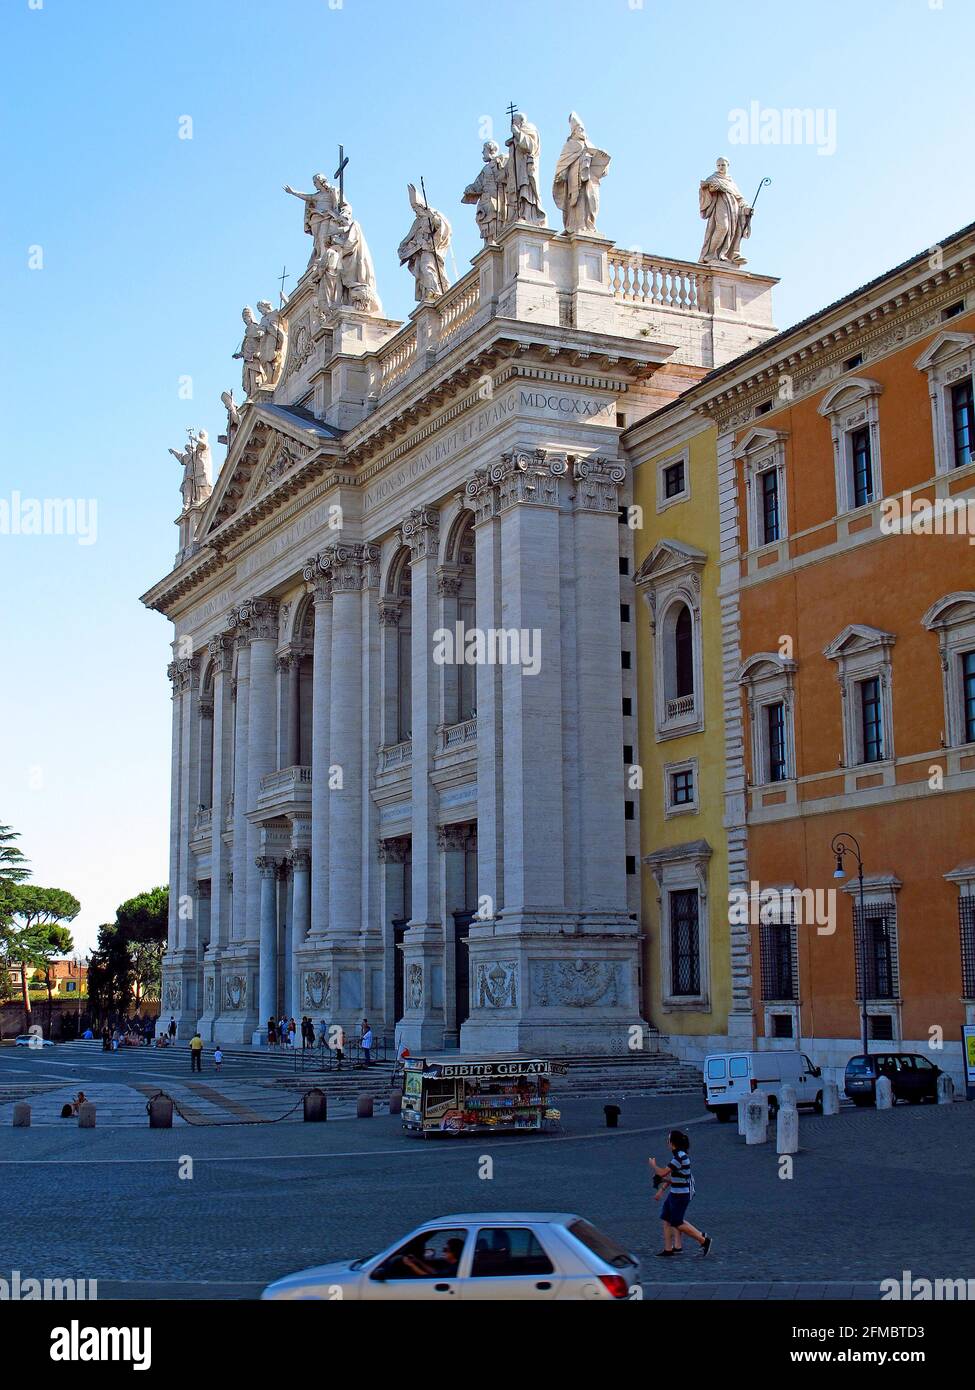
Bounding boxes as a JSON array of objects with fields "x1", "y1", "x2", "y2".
[
  {"x1": 255, "y1": 765, "x2": 311, "y2": 819},
  {"x1": 377, "y1": 738, "x2": 413, "y2": 776},
  {"x1": 439, "y1": 717, "x2": 477, "y2": 753}
]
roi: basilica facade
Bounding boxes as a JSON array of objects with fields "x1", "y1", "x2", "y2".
[{"x1": 142, "y1": 125, "x2": 776, "y2": 1051}]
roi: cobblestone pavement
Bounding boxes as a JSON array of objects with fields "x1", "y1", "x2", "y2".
[{"x1": 0, "y1": 1087, "x2": 971, "y2": 1299}]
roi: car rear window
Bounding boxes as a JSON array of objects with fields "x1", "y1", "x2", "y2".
[
  {"x1": 729, "y1": 1057, "x2": 749, "y2": 1078},
  {"x1": 846, "y1": 1057, "x2": 873, "y2": 1076},
  {"x1": 706, "y1": 1058, "x2": 726, "y2": 1079},
  {"x1": 568, "y1": 1219, "x2": 632, "y2": 1269}
]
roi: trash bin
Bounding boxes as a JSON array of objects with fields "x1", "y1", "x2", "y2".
[
  {"x1": 148, "y1": 1095, "x2": 174, "y2": 1128},
  {"x1": 604, "y1": 1104, "x2": 621, "y2": 1129},
  {"x1": 303, "y1": 1088, "x2": 327, "y2": 1123}
]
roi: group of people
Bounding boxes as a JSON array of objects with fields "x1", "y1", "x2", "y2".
[
  {"x1": 264, "y1": 1015, "x2": 375, "y2": 1063},
  {"x1": 98, "y1": 1016, "x2": 156, "y2": 1051}
]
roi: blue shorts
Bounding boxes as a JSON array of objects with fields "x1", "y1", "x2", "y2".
[{"x1": 661, "y1": 1193, "x2": 690, "y2": 1226}]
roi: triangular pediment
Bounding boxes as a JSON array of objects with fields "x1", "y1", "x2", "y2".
[
  {"x1": 823, "y1": 622, "x2": 896, "y2": 661},
  {"x1": 634, "y1": 538, "x2": 707, "y2": 586},
  {"x1": 199, "y1": 401, "x2": 342, "y2": 538},
  {"x1": 734, "y1": 426, "x2": 787, "y2": 459},
  {"x1": 914, "y1": 330, "x2": 975, "y2": 371}
]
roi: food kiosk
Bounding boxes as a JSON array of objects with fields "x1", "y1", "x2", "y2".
[{"x1": 401, "y1": 1057, "x2": 568, "y2": 1136}]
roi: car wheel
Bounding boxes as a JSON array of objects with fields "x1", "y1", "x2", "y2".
[
  {"x1": 767, "y1": 1096, "x2": 779, "y2": 1120},
  {"x1": 907, "y1": 1093, "x2": 923, "y2": 1105},
  {"x1": 716, "y1": 1107, "x2": 734, "y2": 1123},
  {"x1": 852, "y1": 1096, "x2": 871, "y2": 1108},
  {"x1": 813, "y1": 1091, "x2": 824, "y2": 1114}
]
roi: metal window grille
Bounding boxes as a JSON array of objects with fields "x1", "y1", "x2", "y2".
[
  {"x1": 669, "y1": 890, "x2": 701, "y2": 996},
  {"x1": 960, "y1": 896, "x2": 975, "y2": 999},
  {"x1": 853, "y1": 903, "x2": 899, "y2": 1001}
]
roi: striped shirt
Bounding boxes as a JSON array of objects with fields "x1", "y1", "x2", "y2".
[{"x1": 667, "y1": 1150, "x2": 692, "y2": 1195}]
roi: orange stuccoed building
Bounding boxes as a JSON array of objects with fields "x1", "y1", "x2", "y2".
[{"x1": 656, "y1": 223, "x2": 975, "y2": 1085}]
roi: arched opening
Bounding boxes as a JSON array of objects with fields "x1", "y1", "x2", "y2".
[
  {"x1": 382, "y1": 548, "x2": 412, "y2": 745},
  {"x1": 675, "y1": 605, "x2": 694, "y2": 699},
  {"x1": 662, "y1": 599, "x2": 696, "y2": 719}
]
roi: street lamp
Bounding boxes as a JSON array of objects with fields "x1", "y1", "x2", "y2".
[{"x1": 832, "y1": 832, "x2": 870, "y2": 1058}]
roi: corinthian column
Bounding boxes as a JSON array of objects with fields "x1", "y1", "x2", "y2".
[
  {"x1": 403, "y1": 506, "x2": 441, "y2": 931},
  {"x1": 243, "y1": 598, "x2": 279, "y2": 944},
  {"x1": 467, "y1": 470, "x2": 504, "y2": 918},
  {"x1": 256, "y1": 857, "x2": 279, "y2": 1034},
  {"x1": 305, "y1": 568, "x2": 332, "y2": 937},
  {"x1": 326, "y1": 545, "x2": 376, "y2": 941},
  {"x1": 207, "y1": 637, "x2": 232, "y2": 955},
  {"x1": 230, "y1": 621, "x2": 251, "y2": 945}
]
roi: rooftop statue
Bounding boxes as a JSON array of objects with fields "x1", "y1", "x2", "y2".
[
  {"x1": 698, "y1": 157, "x2": 752, "y2": 266},
  {"x1": 462, "y1": 140, "x2": 508, "y2": 244},
  {"x1": 284, "y1": 170, "x2": 382, "y2": 317},
  {"x1": 398, "y1": 183, "x2": 452, "y2": 302},
  {"x1": 504, "y1": 111, "x2": 546, "y2": 228},
  {"x1": 169, "y1": 429, "x2": 213, "y2": 511},
  {"x1": 552, "y1": 113, "x2": 610, "y2": 236}
]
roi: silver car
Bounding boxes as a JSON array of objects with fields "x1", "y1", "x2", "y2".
[{"x1": 262, "y1": 1211, "x2": 640, "y2": 1301}]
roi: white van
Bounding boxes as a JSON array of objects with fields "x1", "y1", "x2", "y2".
[{"x1": 703, "y1": 1050, "x2": 824, "y2": 1122}]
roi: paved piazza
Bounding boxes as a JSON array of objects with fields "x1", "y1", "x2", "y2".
[{"x1": 1, "y1": 1047, "x2": 972, "y2": 1301}]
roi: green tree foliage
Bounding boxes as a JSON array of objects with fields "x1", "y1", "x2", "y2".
[
  {"x1": 6, "y1": 886, "x2": 80, "y2": 1018},
  {"x1": 87, "y1": 887, "x2": 168, "y2": 1018}
]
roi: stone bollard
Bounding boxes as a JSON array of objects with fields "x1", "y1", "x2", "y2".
[
  {"x1": 745, "y1": 1093, "x2": 768, "y2": 1145},
  {"x1": 875, "y1": 1075, "x2": 893, "y2": 1110},
  {"x1": 937, "y1": 1073, "x2": 955, "y2": 1105},
  {"x1": 78, "y1": 1102, "x2": 96, "y2": 1129},
  {"x1": 12, "y1": 1102, "x2": 30, "y2": 1128},
  {"x1": 779, "y1": 1083, "x2": 797, "y2": 1110},
  {"x1": 357, "y1": 1094, "x2": 374, "y2": 1119},
  {"x1": 389, "y1": 1089, "x2": 403, "y2": 1116},
  {"x1": 737, "y1": 1098, "x2": 749, "y2": 1136},
  {"x1": 822, "y1": 1081, "x2": 840, "y2": 1115},
  {"x1": 148, "y1": 1095, "x2": 173, "y2": 1129},
  {"x1": 303, "y1": 1089, "x2": 327, "y2": 1123},
  {"x1": 776, "y1": 1104, "x2": 799, "y2": 1155}
]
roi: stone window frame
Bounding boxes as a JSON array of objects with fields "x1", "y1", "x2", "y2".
[
  {"x1": 738, "y1": 652, "x2": 798, "y2": 787},
  {"x1": 823, "y1": 624, "x2": 897, "y2": 768},
  {"x1": 734, "y1": 427, "x2": 789, "y2": 552},
  {"x1": 841, "y1": 873, "x2": 903, "y2": 1037},
  {"x1": 634, "y1": 540, "x2": 707, "y2": 742},
  {"x1": 921, "y1": 592, "x2": 975, "y2": 749},
  {"x1": 818, "y1": 377, "x2": 884, "y2": 516},
  {"x1": 656, "y1": 445, "x2": 690, "y2": 515},
  {"x1": 663, "y1": 756, "x2": 699, "y2": 818},
  {"x1": 914, "y1": 330, "x2": 975, "y2": 476},
  {"x1": 644, "y1": 839, "x2": 712, "y2": 1012}
]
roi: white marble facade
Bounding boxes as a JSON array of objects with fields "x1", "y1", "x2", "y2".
[{"x1": 145, "y1": 212, "x2": 776, "y2": 1053}]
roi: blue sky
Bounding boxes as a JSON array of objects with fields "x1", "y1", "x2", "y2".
[{"x1": 2, "y1": 0, "x2": 973, "y2": 955}]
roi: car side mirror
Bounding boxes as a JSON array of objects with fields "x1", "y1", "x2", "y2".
[
  {"x1": 813, "y1": 1066, "x2": 822, "y2": 1077},
  {"x1": 370, "y1": 1264, "x2": 388, "y2": 1282}
]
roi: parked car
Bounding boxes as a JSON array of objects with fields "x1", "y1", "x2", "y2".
[
  {"x1": 262, "y1": 1212, "x2": 640, "y2": 1300},
  {"x1": 844, "y1": 1052, "x2": 942, "y2": 1106},
  {"x1": 14, "y1": 1034, "x2": 55, "y2": 1048},
  {"x1": 703, "y1": 1049, "x2": 824, "y2": 1121}
]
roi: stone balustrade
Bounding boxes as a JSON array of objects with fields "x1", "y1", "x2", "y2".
[
  {"x1": 438, "y1": 276, "x2": 482, "y2": 349},
  {"x1": 378, "y1": 738, "x2": 413, "y2": 772},
  {"x1": 666, "y1": 694, "x2": 696, "y2": 720},
  {"x1": 256, "y1": 764, "x2": 312, "y2": 816},
  {"x1": 440, "y1": 717, "x2": 477, "y2": 751},
  {"x1": 608, "y1": 251, "x2": 713, "y2": 313}
]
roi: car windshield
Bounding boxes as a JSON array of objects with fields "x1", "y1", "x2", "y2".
[{"x1": 568, "y1": 1219, "x2": 632, "y2": 1269}]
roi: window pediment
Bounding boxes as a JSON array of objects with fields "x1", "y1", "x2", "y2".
[
  {"x1": 818, "y1": 376, "x2": 883, "y2": 419},
  {"x1": 823, "y1": 623, "x2": 896, "y2": 662},
  {"x1": 921, "y1": 591, "x2": 975, "y2": 632},
  {"x1": 634, "y1": 539, "x2": 707, "y2": 588},
  {"x1": 738, "y1": 651, "x2": 797, "y2": 684},
  {"x1": 914, "y1": 330, "x2": 975, "y2": 373},
  {"x1": 734, "y1": 426, "x2": 788, "y2": 462}
]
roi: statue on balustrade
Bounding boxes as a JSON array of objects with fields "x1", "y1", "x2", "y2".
[
  {"x1": 398, "y1": 183, "x2": 452, "y2": 302},
  {"x1": 283, "y1": 174, "x2": 343, "y2": 266},
  {"x1": 504, "y1": 111, "x2": 546, "y2": 228},
  {"x1": 552, "y1": 113, "x2": 611, "y2": 236},
  {"x1": 256, "y1": 300, "x2": 289, "y2": 389},
  {"x1": 234, "y1": 306, "x2": 265, "y2": 396},
  {"x1": 462, "y1": 140, "x2": 508, "y2": 244},
  {"x1": 698, "y1": 157, "x2": 752, "y2": 266}
]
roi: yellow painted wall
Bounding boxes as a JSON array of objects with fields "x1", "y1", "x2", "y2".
[{"x1": 631, "y1": 420, "x2": 729, "y2": 1036}]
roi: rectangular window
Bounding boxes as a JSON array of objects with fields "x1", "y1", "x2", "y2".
[
  {"x1": 951, "y1": 378, "x2": 974, "y2": 470},
  {"x1": 621, "y1": 696, "x2": 632, "y2": 717},
  {"x1": 960, "y1": 897, "x2": 975, "y2": 999},
  {"x1": 620, "y1": 603, "x2": 630, "y2": 623},
  {"x1": 963, "y1": 650, "x2": 975, "y2": 744},
  {"x1": 624, "y1": 800, "x2": 635, "y2": 821},
  {"x1": 855, "y1": 905, "x2": 898, "y2": 1000},
  {"x1": 670, "y1": 891, "x2": 701, "y2": 996},
  {"x1": 663, "y1": 460, "x2": 685, "y2": 499},
  {"x1": 850, "y1": 426, "x2": 873, "y2": 507},
  {"x1": 860, "y1": 677, "x2": 884, "y2": 762},
  {"x1": 771, "y1": 1013, "x2": 794, "y2": 1038},
  {"x1": 760, "y1": 918, "x2": 797, "y2": 1000},
  {"x1": 671, "y1": 769, "x2": 694, "y2": 805},
  {"x1": 766, "y1": 701, "x2": 787, "y2": 783},
  {"x1": 760, "y1": 469, "x2": 780, "y2": 543}
]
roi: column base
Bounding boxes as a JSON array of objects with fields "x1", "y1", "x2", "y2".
[{"x1": 460, "y1": 914, "x2": 646, "y2": 1057}]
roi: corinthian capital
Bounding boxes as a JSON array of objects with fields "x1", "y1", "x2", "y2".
[
  {"x1": 495, "y1": 447, "x2": 567, "y2": 511},
  {"x1": 207, "y1": 635, "x2": 232, "y2": 673},
  {"x1": 401, "y1": 505, "x2": 441, "y2": 563},
  {"x1": 167, "y1": 653, "x2": 200, "y2": 695},
  {"x1": 317, "y1": 543, "x2": 380, "y2": 593},
  {"x1": 571, "y1": 454, "x2": 628, "y2": 513}
]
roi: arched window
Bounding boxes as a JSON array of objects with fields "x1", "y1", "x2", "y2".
[{"x1": 675, "y1": 606, "x2": 694, "y2": 699}]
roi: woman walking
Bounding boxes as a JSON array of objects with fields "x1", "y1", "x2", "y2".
[{"x1": 649, "y1": 1130, "x2": 712, "y2": 1258}]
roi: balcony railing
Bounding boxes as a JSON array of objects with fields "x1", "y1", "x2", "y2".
[
  {"x1": 256, "y1": 765, "x2": 312, "y2": 816},
  {"x1": 440, "y1": 717, "x2": 477, "y2": 751},
  {"x1": 378, "y1": 739, "x2": 413, "y2": 772},
  {"x1": 193, "y1": 806, "x2": 212, "y2": 834},
  {"x1": 665, "y1": 694, "x2": 696, "y2": 720}
]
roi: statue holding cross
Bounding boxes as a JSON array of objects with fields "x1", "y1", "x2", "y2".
[{"x1": 283, "y1": 154, "x2": 382, "y2": 318}]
